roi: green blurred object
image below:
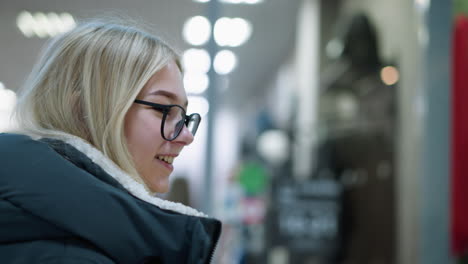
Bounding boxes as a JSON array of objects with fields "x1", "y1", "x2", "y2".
[
  {"x1": 237, "y1": 161, "x2": 267, "y2": 196},
  {"x1": 455, "y1": 0, "x2": 468, "y2": 15}
]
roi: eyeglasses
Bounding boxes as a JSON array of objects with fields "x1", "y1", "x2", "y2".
[{"x1": 134, "y1": 99, "x2": 201, "y2": 141}]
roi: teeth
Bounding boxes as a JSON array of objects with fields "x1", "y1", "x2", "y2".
[{"x1": 158, "y1": 156, "x2": 174, "y2": 164}]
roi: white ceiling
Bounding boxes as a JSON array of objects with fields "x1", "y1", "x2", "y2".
[{"x1": 0, "y1": 0, "x2": 300, "y2": 108}]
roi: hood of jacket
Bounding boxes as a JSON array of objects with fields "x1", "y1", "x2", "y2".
[{"x1": 39, "y1": 130, "x2": 208, "y2": 218}]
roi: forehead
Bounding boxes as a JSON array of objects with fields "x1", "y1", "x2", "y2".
[{"x1": 140, "y1": 61, "x2": 187, "y2": 106}]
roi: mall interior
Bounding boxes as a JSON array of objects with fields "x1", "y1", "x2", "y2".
[{"x1": 0, "y1": 0, "x2": 464, "y2": 263}]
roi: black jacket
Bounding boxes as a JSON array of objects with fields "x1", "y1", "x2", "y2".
[{"x1": 0, "y1": 133, "x2": 221, "y2": 263}]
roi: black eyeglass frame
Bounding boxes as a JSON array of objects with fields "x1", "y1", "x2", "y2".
[{"x1": 134, "y1": 99, "x2": 201, "y2": 141}]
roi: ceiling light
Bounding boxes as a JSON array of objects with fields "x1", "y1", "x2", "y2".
[
  {"x1": 184, "y1": 72, "x2": 209, "y2": 94},
  {"x1": 214, "y1": 17, "x2": 252, "y2": 47},
  {"x1": 59, "y1": 13, "x2": 76, "y2": 33},
  {"x1": 183, "y1": 16, "x2": 211, "y2": 46},
  {"x1": 32, "y1": 12, "x2": 49, "y2": 38},
  {"x1": 213, "y1": 50, "x2": 237, "y2": 75},
  {"x1": 256, "y1": 129, "x2": 289, "y2": 165},
  {"x1": 182, "y1": 48, "x2": 211, "y2": 73},
  {"x1": 380, "y1": 66, "x2": 399, "y2": 85},
  {"x1": 16, "y1": 11, "x2": 35, "y2": 37},
  {"x1": 188, "y1": 96, "x2": 210, "y2": 116},
  {"x1": 16, "y1": 10, "x2": 76, "y2": 38},
  {"x1": 45, "y1": 13, "x2": 61, "y2": 36}
]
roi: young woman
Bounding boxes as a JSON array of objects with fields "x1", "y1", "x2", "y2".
[{"x1": 0, "y1": 19, "x2": 221, "y2": 263}]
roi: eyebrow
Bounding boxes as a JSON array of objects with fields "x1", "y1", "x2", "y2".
[{"x1": 148, "y1": 90, "x2": 188, "y2": 108}]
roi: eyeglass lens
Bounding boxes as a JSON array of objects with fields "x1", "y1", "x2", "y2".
[
  {"x1": 187, "y1": 114, "x2": 200, "y2": 136},
  {"x1": 163, "y1": 106, "x2": 200, "y2": 140}
]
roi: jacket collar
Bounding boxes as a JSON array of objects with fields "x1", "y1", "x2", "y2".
[{"x1": 36, "y1": 131, "x2": 208, "y2": 218}]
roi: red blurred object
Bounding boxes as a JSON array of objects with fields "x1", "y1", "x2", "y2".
[{"x1": 451, "y1": 15, "x2": 468, "y2": 257}]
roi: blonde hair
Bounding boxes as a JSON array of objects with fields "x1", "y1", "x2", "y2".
[{"x1": 15, "y1": 19, "x2": 180, "y2": 183}]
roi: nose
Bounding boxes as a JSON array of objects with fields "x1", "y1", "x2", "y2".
[{"x1": 174, "y1": 125, "x2": 194, "y2": 145}]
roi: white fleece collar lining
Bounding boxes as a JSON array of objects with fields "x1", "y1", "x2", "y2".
[{"x1": 38, "y1": 131, "x2": 208, "y2": 218}]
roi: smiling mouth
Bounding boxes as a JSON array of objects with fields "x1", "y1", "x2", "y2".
[{"x1": 157, "y1": 155, "x2": 174, "y2": 165}]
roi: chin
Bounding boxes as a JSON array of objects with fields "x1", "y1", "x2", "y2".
[
  {"x1": 140, "y1": 172, "x2": 170, "y2": 194},
  {"x1": 148, "y1": 182, "x2": 169, "y2": 194}
]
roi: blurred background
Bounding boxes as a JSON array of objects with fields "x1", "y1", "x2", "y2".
[{"x1": 0, "y1": 0, "x2": 464, "y2": 263}]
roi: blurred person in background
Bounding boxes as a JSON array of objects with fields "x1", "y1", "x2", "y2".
[{"x1": 0, "y1": 18, "x2": 221, "y2": 264}]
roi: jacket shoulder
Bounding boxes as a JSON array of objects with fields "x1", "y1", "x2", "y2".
[
  {"x1": 0, "y1": 133, "x2": 62, "y2": 169},
  {"x1": 0, "y1": 133, "x2": 46, "y2": 154}
]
